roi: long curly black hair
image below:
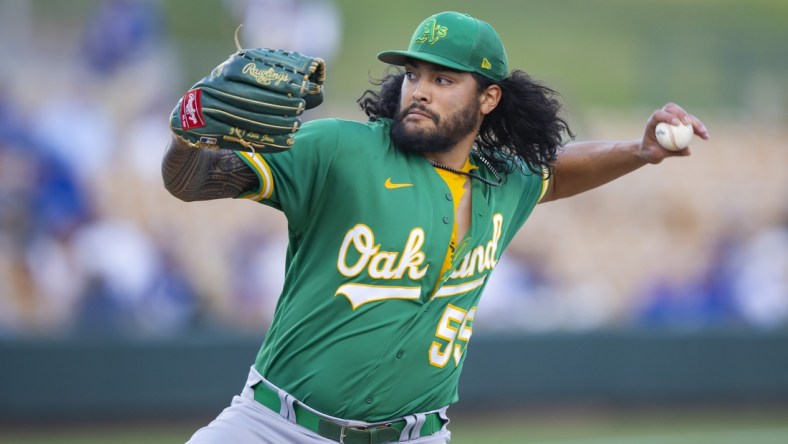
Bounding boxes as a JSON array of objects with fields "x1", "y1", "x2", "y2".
[{"x1": 358, "y1": 69, "x2": 574, "y2": 178}]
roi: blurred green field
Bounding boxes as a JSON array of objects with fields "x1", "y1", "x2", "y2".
[
  {"x1": 31, "y1": 0, "x2": 788, "y2": 115},
  {"x1": 3, "y1": 407, "x2": 788, "y2": 444}
]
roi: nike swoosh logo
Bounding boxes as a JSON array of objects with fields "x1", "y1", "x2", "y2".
[{"x1": 384, "y1": 178, "x2": 414, "y2": 189}]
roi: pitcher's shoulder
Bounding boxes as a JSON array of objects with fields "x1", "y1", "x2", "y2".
[
  {"x1": 298, "y1": 117, "x2": 392, "y2": 147},
  {"x1": 300, "y1": 117, "x2": 391, "y2": 133}
]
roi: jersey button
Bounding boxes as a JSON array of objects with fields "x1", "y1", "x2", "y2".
[
  {"x1": 442, "y1": 216, "x2": 450, "y2": 224},
  {"x1": 445, "y1": 193, "x2": 452, "y2": 201},
  {"x1": 396, "y1": 351, "x2": 403, "y2": 359},
  {"x1": 366, "y1": 396, "x2": 374, "y2": 404}
]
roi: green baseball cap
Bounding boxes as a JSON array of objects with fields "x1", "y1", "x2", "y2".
[{"x1": 378, "y1": 11, "x2": 509, "y2": 81}]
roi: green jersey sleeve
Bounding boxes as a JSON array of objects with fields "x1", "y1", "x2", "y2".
[
  {"x1": 494, "y1": 162, "x2": 548, "y2": 249},
  {"x1": 234, "y1": 118, "x2": 341, "y2": 233}
]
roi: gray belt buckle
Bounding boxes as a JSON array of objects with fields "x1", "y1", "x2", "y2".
[
  {"x1": 338, "y1": 425, "x2": 366, "y2": 444},
  {"x1": 339, "y1": 423, "x2": 400, "y2": 444},
  {"x1": 338, "y1": 423, "x2": 397, "y2": 444}
]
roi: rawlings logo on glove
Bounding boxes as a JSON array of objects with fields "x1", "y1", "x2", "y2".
[
  {"x1": 170, "y1": 45, "x2": 326, "y2": 154},
  {"x1": 180, "y1": 89, "x2": 206, "y2": 130},
  {"x1": 242, "y1": 63, "x2": 292, "y2": 87}
]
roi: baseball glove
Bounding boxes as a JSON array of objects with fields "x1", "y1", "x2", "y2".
[{"x1": 170, "y1": 48, "x2": 326, "y2": 153}]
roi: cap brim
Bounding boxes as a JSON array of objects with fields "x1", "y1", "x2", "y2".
[{"x1": 377, "y1": 50, "x2": 473, "y2": 73}]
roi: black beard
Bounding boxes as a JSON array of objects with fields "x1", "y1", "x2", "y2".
[{"x1": 390, "y1": 102, "x2": 480, "y2": 154}]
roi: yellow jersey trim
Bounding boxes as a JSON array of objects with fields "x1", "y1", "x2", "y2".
[
  {"x1": 238, "y1": 152, "x2": 274, "y2": 201},
  {"x1": 538, "y1": 165, "x2": 550, "y2": 202}
]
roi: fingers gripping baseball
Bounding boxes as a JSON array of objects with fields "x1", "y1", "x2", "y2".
[
  {"x1": 640, "y1": 103, "x2": 709, "y2": 162},
  {"x1": 170, "y1": 47, "x2": 327, "y2": 154}
]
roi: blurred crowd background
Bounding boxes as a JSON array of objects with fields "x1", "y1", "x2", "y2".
[{"x1": 0, "y1": 0, "x2": 786, "y2": 338}]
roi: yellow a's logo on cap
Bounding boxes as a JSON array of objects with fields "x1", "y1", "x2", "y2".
[
  {"x1": 414, "y1": 18, "x2": 448, "y2": 45},
  {"x1": 481, "y1": 58, "x2": 492, "y2": 70}
]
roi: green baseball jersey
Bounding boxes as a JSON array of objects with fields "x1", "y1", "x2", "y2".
[{"x1": 235, "y1": 118, "x2": 545, "y2": 422}]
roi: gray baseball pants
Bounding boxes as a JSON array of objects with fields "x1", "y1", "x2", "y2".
[{"x1": 186, "y1": 367, "x2": 452, "y2": 444}]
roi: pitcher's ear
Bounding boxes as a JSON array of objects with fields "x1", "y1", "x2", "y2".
[{"x1": 480, "y1": 84, "x2": 502, "y2": 115}]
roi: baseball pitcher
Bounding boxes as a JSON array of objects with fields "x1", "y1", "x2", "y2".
[{"x1": 162, "y1": 11, "x2": 709, "y2": 444}]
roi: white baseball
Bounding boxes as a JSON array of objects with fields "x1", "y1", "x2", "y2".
[{"x1": 655, "y1": 122, "x2": 694, "y2": 151}]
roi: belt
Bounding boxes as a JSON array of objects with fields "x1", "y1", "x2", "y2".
[{"x1": 253, "y1": 382, "x2": 444, "y2": 444}]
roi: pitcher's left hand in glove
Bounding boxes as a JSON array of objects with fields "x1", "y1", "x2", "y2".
[{"x1": 170, "y1": 48, "x2": 326, "y2": 153}]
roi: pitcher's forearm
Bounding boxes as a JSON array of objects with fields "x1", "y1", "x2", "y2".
[
  {"x1": 542, "y1": 140, "x2": 647, "y2": 202},
  {"x1": 161, "y1": 136, "x2": 259, "y2": 201}
]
